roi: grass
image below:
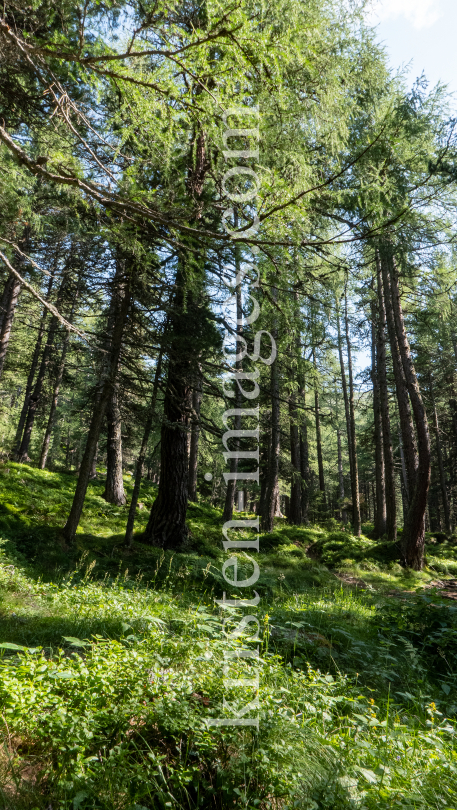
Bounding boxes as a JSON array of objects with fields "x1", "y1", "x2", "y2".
[{"x1": 0, "y1": 460, "x2": 457, "y2": 809}]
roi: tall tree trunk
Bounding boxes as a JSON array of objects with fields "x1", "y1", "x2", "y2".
[
  {"x1": 17, "y1": 279, "x2": 65, "y2": 462},
  {"x1": 336, "y1": 303, "x2": 354, "y2": 503},
  {"x1": 222, "y1": 232, "x2": 243, "y2": 522},
  {"x1": 371, "y1": 300, "x2": 386, "y2": 537},
  {"x1": 398, "y1": 424, "x2": 409, "y2": 525},
  {"x1": 379, "y1": 249, "x2": 417, "y2": 500},
  {"x1": 38, "y1": 327, "x2": 70, "y2": 470},
  {"x1": 0, "y1": 273, "x2": 15, "y2": 333},
  {"x1": 299, "y1": 386, "x2": 310, "y2": 524},
  {"x1": 344, "y1": 291, "x2": 361, "y2": 536},
  {"x1": 102, "y1": 262, "x2": 129, "y2": 506},
  {"x1": 39, "y1": 277, "x2": 79, "y2": 470},
  {"x1": 384, "y1": 249, "x2": 431, "y2": 569},
  {"x1": 313, "y1": 350, "x2": 326, "y2": 511},
  {"x1": 125, "y1": 348, "x2": 163, "y2": 546},
  {"x1": 430, "y1": 378, "x2": 450, "y2": 534},
  {"x1": 188, "y1": 372, "x2": 202, "y2": 502},
  {"x1": 62, "y1": 257, "x2": 132, "y2": 544},
  {"x1": 89, "y1": 443, "x2": 98, "y2": 479},
  {"x1": 288, "y1": 392, "x2": 302, "y2": 525},
  {"x1": 262, "y1": 334, "x2": 280, "y2": 532},
  {"x1": 376, "y1": 257, "x2": 397, "y2": 542},
  {"x1": 143, "y1": 247, "x2": 203, "y2": 547},
  {"x1": 103, "y1": 385, "x2": 126, "y2": 505},
  {"x1": 450, "y1": 399, "x2": 457, "y2": 531},
  {"x1": 0, "y1": 273, "x2": 21, "y2": 381},
  {"x1": 337, "y1": 427, "x2": 347, "y2": 524},
  {"x1": 258, "y1": 409, "x2": 270, "y2": 521},
  {"x1": 0, "y1": 233, "x2": 31, "y2": 380},
  {"x1": 12, "y1": 277, "x2": 54, "y2": 458}
]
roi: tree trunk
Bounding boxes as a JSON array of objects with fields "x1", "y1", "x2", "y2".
[
  {"x1": 0, "y1": 232, "x2": 32, "y2": 381},
  {"x1": 0, "y1": 273, "x2": 15, "y2": 333},
  {"x1": 299, "y1": 386, "x2": 310, "y2": 524},
  {"x1": 261, "y1": 335, "x2": 280, "y2": 532},
  {"x1": 39, "y1": 277, "x2": 79, "y2": 470},
  {"x1": 288, "y1": 392, "x2": 302, "y2": 525},
  {"x1": 336, "y1": 303, "x2": 354, "y2": 500},
  {"x1": 313, "y1": 371, "x2": 326, "y2": 509},
  {"x1": 17, "y1": 302, "x2": 62, "y2": 462},
  {"x1": 62, "y1": 257, "x2": 132, "y2": 544},
  {"x1": 344, "y1": 291, "x2": 361, "y2": 536},
  {"x1": 337, "y1": 427, "x2": 347, "y2": 524},
  {"x1": 102, "y1": 262, "x2": 129, "y2": 506},
  {"x1": 258, "y1": 409, "x2": 270, "y2": 522},
  {"x1": 125, "y1": 348, "x2": 163, "y2": 546},
  {"x1": 385, "y1": 250, "x2": 431, "y2": 569},
  {"x1": 375, "y1": 257, "x2": 397, "y2": 542},
  {"x1": 38, "y1": 327, "x2": 71, "y2": 469},
  {"x1": 0, "y1": 273, "x2": 21, "y2": 381},
  {"x1": 103, "y1": 385, "x2": 126, "y2": 505},
  {"x1": 188, "y1": 373, "x2": 202, "y2": 502},
  {"x1": 12, "y1": 292, "x2": 51, "y2": 458},
  {"x1": 371, "y1": 300, "x2": 386, "y2": 537},
  {"x1": 430, "y1": 378, "x2": 450, "y2": 534},
  {"x1": 89, "y1": 443, "x2": 98, "y2": 479},
  {"x1": 143, "y1": 247, "x2": 205, "y2": 548},
  {"x1": 380, "y1": 249, "x2": 417, "y2": 500},
  {"x1": 223, "y1": 234, "x2": 243, "y2": 522}
]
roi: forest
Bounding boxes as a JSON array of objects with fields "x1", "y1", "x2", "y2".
[{"x1": 1, "y1": 0, "x2": 457, "y2": 808}]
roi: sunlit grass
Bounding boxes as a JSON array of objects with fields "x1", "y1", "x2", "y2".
[{"x1": 1, "y1": 461, "x2": 457, "y2": 808}]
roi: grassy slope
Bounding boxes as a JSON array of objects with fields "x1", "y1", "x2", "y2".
[{"x1": 0, "y1": 461, "x2": 457, "y2": 810}]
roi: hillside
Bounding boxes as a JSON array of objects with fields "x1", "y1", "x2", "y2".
[{"x1": 0, "y1": 463, "x2": 457, "y2": 810}]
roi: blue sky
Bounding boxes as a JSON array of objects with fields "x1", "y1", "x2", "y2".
[
  {"x1": 369, "y1": 0, "x2": 457, "y2": 97},
  {"x1": 353, "y1": 0, "x2": 456, "y2": 378}
]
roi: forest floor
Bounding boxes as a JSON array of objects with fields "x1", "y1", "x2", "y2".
[{"x1": 0, "y1": 461, "x2": 457, "y2": 809}]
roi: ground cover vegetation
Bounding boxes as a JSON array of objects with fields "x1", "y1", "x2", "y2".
[
  {"x1": 1, "y1": 464, "x2": 457, "y2": 808},
  {"x1": 1, "y1": 0, "x2": 457, "y2": 806}
]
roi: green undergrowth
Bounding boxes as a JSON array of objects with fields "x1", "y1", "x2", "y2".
[{"x1": 0, "y1": 462, "x2": 457, "y2": 809}]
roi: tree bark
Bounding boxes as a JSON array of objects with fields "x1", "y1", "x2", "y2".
[
  {"x1": 344, "y1": 291, "x2": 361, "y2": 536},
  {"x1": 375, "y1": 257, "x2": 397, "y2": 542},
  {"x1": 258, "y1": 408, "x2": 270, "y2": 521},
  {"x1": 430, "y1": 378, "x2": 450, "y2": 534},
  {"x1": 62, "y1": 257, "x2": 132, "y2": 544},
  {"x1": 102, "y1": 261, "x2": 130, "y2": 505},
  {"x1": 103, "y1": 384, "x2": 126, "y2": 504},
  {"x1": 313, "y1": 352, "x2": 326, "y2": 511},
  {"x1": 288, "y1": 392, "x2": 302, "y2": 525},
  {"x1": 0, "y1": 273, "x2": 21, "y2": 381},
  {"x1": 17, "y1": 284, "x2": 64, "y2": 462},
  {"x1": 0, "y1": 273, "x2": 15, "y2": 333},
  {"x1": 0, "y1": 233, "x2": 31, "y2": 381},
  {"x1": 336, "y1": 303, "x2": 354, "y2": 505},
  {"x1": 222, "y1": 232, "x2": 243, "y2": 522},
  {"x1": 39, "y1": 277, "x2": 79, "y2": 469},
  {"x1": 38, "y1": 327, "x2": 70, "y2": 469},
  {"x1": 188, "y1": 373, "x2": 202, "y2": 502},
  {"x1": 261, "y1": 333, "x2": 280, "y2": 532},
  {"x1": 89, "y1": 443, "x2": 98, "y2": 479},
  {"x1": 337, "y1": 427, "x2": 347, "y2": 524},
  {"x1": 386, "y1": 251, "x2": 431, "y2": 569},
  {"x1": 299, "y1": 386, "x2": 310, "y2": 525},
  {"x1": 371, "y1": 300, "x2": 386, "y2": 537},
  {"x1": 12, "y1": 287, "x2": 52, "y2": 459},
  {"x1": 380, "y1": 249, "x2": 417, "y2": 500},
  {"x1": 125, "y1": 348, "x2": 163, "y2": 546},
  {"x1": 143, "y1": 247, "x2": 204, "y2": 547}
]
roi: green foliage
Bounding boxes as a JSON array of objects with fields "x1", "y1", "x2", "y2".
[
  {"x1": 308, "y1": 531, "x2": 401, "y2": 569},
  {"x1": 0, "y1": 466, "x2": 457, "y2": 808}
]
